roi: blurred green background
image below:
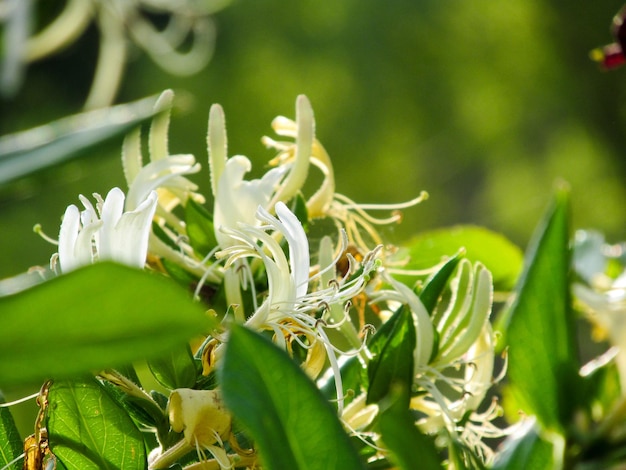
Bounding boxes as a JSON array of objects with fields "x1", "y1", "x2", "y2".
[{"x1": 1, "y1": 0, "x2": 626, "y2": 279}]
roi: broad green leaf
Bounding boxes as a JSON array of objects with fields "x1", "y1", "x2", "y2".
[
  {"x1": 378, "y1": 384, "x2": 440, "y2": 469},
  {"x1": 0, "y1": 397, "x2": 22, "y2": 470},
  {"x1": 501, "y1": 187, "x2": 580, "y2": 432},
  {"x1": 0, "y1": 262, "x2": 215, "y2": 387},
  {"x1": 220, "y1": 324, "x2": 365, "y2": 470},
  {"x1": 402, "y1": 225, "x2": 523, "y2": 290},
  {"x1": 148, "y1": 344, "x2": 197, "y2": 390},
  {"x1": 490, "y1": 419, "x2": 554, "y2": 470},
  {"x1": 0, "y1": 94, "x2": 162, "y2": 185},
  {"x1": 366, "y1": 306, "x2": 416, "y2": 405},
  {"x1": 48, "y1": 377, "x2": 146, "y2": 469},
  {"x1": 185, "y1": 199, "x2": 218, "y2": 256}
]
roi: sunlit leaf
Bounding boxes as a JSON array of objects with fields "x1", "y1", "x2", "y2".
[
  {"x1": 491, "y1": 418, "x2": 554, "y2": 470},
  {"x1": 220, "y1": 324, "x2": 365, "y2": 470},
  {"x1": 0, "y1": 397, "x2": 22, "y2": 470},
  {"x1": 0, "y1": 262, "x2": 214, "y2": 387},
  {"x1": 48, "y1": 377, "x2": 146, "y2": 469},
  {"x1": 402, "y1": 225, "x2": 523, "y2": 290},
  {"x1": 0, "y1": 94, "x2": 162, "y2": 185},
  {"x1": 366, "y1": 306, "x2": 416, "y2": 405},
  {"x1": 501, "y1": 186, "x2": 581, "y2": 432}
]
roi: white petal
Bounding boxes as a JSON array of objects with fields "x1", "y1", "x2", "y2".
[
  {"x1": 109, "y1": 191, "x2": 158, "y2": 268},
  {"x1": 275, "y1": 202, "x2": 310, "y2": 299},
  {"x1": 98, "y1": 188, "x2": 126, "y2": 261},
  {"x1": 58, "y1": 205, "x2": 81, "y2": 273}
]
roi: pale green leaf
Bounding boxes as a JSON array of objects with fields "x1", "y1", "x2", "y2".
[
  {"x1": 0, "y1": 262, "x2": 214, "y2": 387},
  {"x1": 0, "y1": 94, "x2": 161, "y2": 185}
]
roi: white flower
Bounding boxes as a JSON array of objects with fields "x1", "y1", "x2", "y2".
[
  {"x1": 372, "y1": 260, "x2": 500, "y2": 461},
  {"x1": 261, "y1": 96, "x2": 427, "y2": 252},
  {"x1": 56, "y1": 187, "x2": 157, "y2": 273},
  {"x1": 214, "y1": 202, "x2": 380, "y2": 413},
  {"x1": 575, "y1": 271, "x2": 626, "y2": 393},
  {"x1": 207, "y1": 95, "x2": 312, "y2": 250},
  {"x1": 213, "y1": 155, "x2": 286, "y2": 249}
]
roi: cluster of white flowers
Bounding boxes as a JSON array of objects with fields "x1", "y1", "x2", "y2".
[{"x1": 47, "y1": 91, "x2": 503, "y2": 468}]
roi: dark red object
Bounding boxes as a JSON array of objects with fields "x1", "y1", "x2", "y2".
[{"x1": 591, "y1": 5, "x2": 626, "y2": 70}]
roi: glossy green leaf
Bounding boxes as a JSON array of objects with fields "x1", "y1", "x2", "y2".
[
  {"x1": 501, "y1": 187, "x2": 580, "y2": 432},
  {"x1": 220, "y1": 324, "x2": 365, "y2": 470},
  {"x1": 366, "y1": 306, "x2": 416, "y2": 405},
  {"x1": 0, "y1": 262, "x2": 215, "y2": 387},
  {"x1": 185, "y1": 198, "x2": 218, "y2": 256},
  {"x1": 403, "y1": 225, "x2": 523, "y2": 290},
  {"x1": 490, "y1": 419, "x2": 554, "y2": 470},
  {"x1": 148, "y1": 344, "x2": 197, "y2": 390},
  {"x1": 378, "y1": 384, "x2": 440, "y2": 470},
  {"x1": 0, "y1": 94, "x2": 161, "y2": 185},
  {"x1": 0, "y1": 397, "x2": 22, "y2": 470},
  {"x1": 48, "y1": 377, "x2": 146, "y2": 469},
  {"x1": 418, "y1": 250, "x2": 464, "y2": 314}
]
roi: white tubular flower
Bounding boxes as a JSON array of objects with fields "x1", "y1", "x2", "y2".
[
  {"x1": 373, "y1": 260, "x2": 500, "y2": 462},
  {"x1": 150, "y1": 388, "x2": 234, "y2": 470},
  {"x1": 262, "y1": 96, "x2": 427, "y2": 253},
  {"x1": 56, "y1": 187, "x2": 157, "y2": 273},
  {"x1": 213, "y1": 155, "x2": 285, "y2": 249},
  {"x1": 215, "y1": 202, "x2": 380, "y2": 413},
  {"x1": 575, "y1": 272, "x2": 626, "y2": 393},
  {"x1": 123, "y1": 90, "x2": 202, "y2": 215}
]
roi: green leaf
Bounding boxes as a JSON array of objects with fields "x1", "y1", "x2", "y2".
[
  {"x1": 490, "y1": 419, "x2": 554, "y2": 470},
  {"x1": 0, "y1": 94, "x2": 162, "y2": 185},
  {"x1": 0, "y1": 397, "x2": 22, "y2": 470},
  {"x1": 220, "y1": 324, "x2": 365, "y2": 470},
  {"x1": 148, "y1": 344, "x2": 197, "y2": 390},
  {"x1": 0, "y1": 262, "x2": 215, "y2": 387},
  {"x1": 501, "y1": 186, "x2": 580, "y2": 432},
  {"x1": 366, "y1": 306, "x2": 416, "y2": 405},
  {"x1": 48, "y1": 377, "x2": 146, "y2": 469},
  {"x1": 184, "y1": 198, "x2": 218, "y2": 256},
  {"x1": 418, "y1": 250, "x2": 464, "y2": 314},
  {"x1": 378, "y1": 384, "x2": 440, "y2": 469},
  {"x1": 402, "y1": 225, "x2": 523, "y2": 290}
]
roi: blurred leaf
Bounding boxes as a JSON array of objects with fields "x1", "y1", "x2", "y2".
[
  {"x1": 0, "y1": 262, "x2": 215, "y2": 387},
  {"x1": 148, "y1": 344, "x2": 197, "y2": 390},
  {"x1": 367, "y1": 306, "x2": 416, "y2": 405},
  {"x1": 491, "y1": 419, "x2": 553, "y2": 470},
  {"x1": 0, "y1": 398, "x2": 22, "y2": 470},
  {"x1": 417, "y1": 250, "x2": 464, "y2": 314},
  {"x1": 501, "y1": 186, "x2": 581, "y2": 432},
  {"x1": 0, "y1": 94, "x2": 162, "y2": 185},
  {"x1": 48, "y1": 377, "x2": 146, "y2": 469},
  {"x1": 220, "y1": 324, "x2": 365, "y2": 470},
  {"x1": 185, "y1": 198, "x2": 218, "y2": 257},
  {"x1": 378, "y1": 384, "x2": 440, "y2": 469},
  {"x1": 403, "y1": 225, "x2": 523, "y2": 290}
]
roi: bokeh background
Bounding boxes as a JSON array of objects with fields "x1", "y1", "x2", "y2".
[{"x1": 1, "y1": 0, "x2": 626, "y2": 280}]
